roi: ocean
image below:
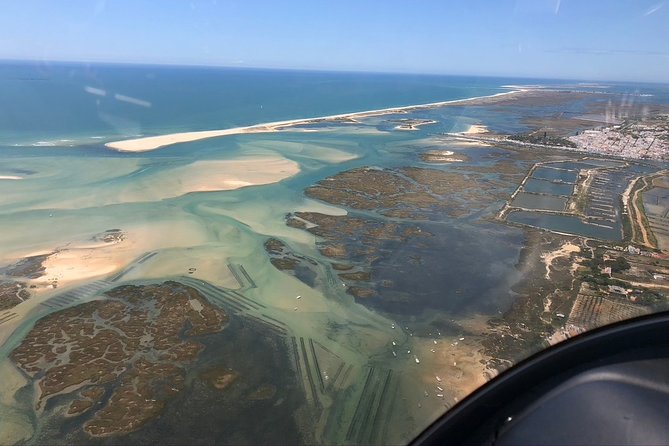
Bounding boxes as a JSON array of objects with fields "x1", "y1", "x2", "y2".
[{"x1": 0, "y1": 62, "x2": 508, "y2": 146}]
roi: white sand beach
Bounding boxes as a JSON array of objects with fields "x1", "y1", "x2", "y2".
[{"x1": 105, "y1": 90, "x2": 522, "y2": 152}]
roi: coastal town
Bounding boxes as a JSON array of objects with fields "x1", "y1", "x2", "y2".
[
  {"x1": 465, "y1": 112, "x2": 669, "y2": 357},
  {"x1": 569, "y1": 114, "x2": 669, "y2": 161},
  {"x1": 452, "y1": 110, "x2": 669, "y2": 161}
]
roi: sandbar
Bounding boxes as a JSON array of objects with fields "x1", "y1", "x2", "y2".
[
  {"x1": 151, "y1": 157, "x2": 300, "y2": 195},
  {"x1": 419, "y1": 150, "x2": 469, "y2": 163},
  {"x1": 25, "y1": 156, "x2": 301, "y2": 209},
  {"x1": 105, "y1": 91, "x2": 522, "y2": 152},
  {"x1": 112, "y1": 156, "x2": 300, "y2": 204},
  {"x1": 463, "y1": 124, "x2": 489, "y2": 135},
  {"x1": 0, "y1": 176, "x2": 22, "y2": 180},
  {"x1": 0, "y1": 220, "x2": 211, "y2": 347}
]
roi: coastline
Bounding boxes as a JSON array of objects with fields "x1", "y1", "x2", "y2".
[{"x1": 105, "y1": 90, "x2": 524, "y2": 152}]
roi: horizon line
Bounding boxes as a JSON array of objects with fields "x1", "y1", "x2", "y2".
[{"x1": 1, "y1": 57, "x2": 667, "y2": 86}]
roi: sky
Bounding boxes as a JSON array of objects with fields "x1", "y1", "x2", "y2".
[{"x1": 0, "y1": 0, "x2": 668, "y2": 82}]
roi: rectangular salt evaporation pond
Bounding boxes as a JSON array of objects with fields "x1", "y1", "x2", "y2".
[
  {"x1": 576, "y1": 159, "x2": 626, "y2": 168},
  {"x1": 546, "y1": 160, "x2": 625, "y2": 172},
  {"x1": 523, "y1": 178, "x2": 574, "y2": 196},
  {"x1": 511, "y1": 192, "x2": 567, "y2": 211},
  {"x1": 507, "y1": 210, "x2": 622, "y2": 240},
  {"x1": 532, "y1": 167, "x2": 578, "y2": 184},
  {"x1": 547, "y1": 161, "x2": 599, "y2": 171}
]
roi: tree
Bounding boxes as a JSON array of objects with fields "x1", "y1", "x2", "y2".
[{"x1": 607, "y1": 256, "x2": 631, "y2": 273}]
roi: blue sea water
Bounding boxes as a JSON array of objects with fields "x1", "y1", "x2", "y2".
[
  {"x1": 0, "y1": 61, "x2": 501, "y2": 145},
  {"x1": 2, "y1": 61, "x2": 666, "y2": 147}
]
